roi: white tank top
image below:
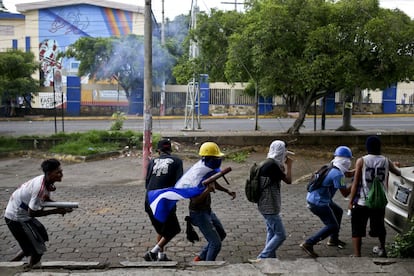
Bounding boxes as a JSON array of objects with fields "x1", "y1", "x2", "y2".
[{"x1": 357, "y1": 154, "x2": 388, "y2": 206}]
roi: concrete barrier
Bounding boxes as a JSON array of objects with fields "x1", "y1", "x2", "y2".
[{"x1": 167, "y1": 131, "x2": 414, "y2": 147}]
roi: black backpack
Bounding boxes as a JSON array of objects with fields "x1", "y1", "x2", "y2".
[
  {"x1": 306, "y1": 163, "x2": 335, "y2": 192},
  {"x1": 245, "y1": 158, "x2": 273, "y2": 203}
]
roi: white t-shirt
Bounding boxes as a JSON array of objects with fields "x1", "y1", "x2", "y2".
[{"x1": 4, "y1": 175, "x2": 50, "y2": 221}]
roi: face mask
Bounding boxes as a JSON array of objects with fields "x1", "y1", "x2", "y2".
[
  {"x1": 342, "y1": 159, "x2": 351, "y2": 171},
  {"x1": 204, "y1": 158, "x2": 222, "y2": 169},
  {"x1": 333, "y1": 157, "x2": 351, "y2": 173}
]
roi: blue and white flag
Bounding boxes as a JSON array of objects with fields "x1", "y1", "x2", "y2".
[{"x1": 147, "y1": 160, "x2": 217, "y2": 223}]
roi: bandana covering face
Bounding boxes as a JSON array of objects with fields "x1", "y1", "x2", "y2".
[
  {"x1": 267, "y1": 140, "x2": 286, "y2": 169},
  {"x1": 332, "y1": 156, "x2": 351, "y2": 174}
]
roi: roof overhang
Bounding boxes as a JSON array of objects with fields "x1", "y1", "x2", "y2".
[
  {"x1": 16, "y1": 0, "x2": 144, "y2": 14},
  {"x1": 0, "y1": 12, "x2": 25, "y2": 19}
]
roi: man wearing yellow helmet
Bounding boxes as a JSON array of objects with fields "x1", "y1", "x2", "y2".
[{"x1": 188, "y1": 142, "x2": 236, "y2": 261}]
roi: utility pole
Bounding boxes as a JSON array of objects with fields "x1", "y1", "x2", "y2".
[
  {"x1": 143, "y1": 0, "x2": 153, "y2": 178},
  {"x1": 184, "y1": 0, "x2": 201, "y2": 130},
  {"x1": 160, "y1": 0, "x2": 166, "y2": 116}
]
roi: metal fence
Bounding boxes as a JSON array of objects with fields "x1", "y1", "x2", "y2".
[{"x1": 153, "y1": 88, "x2": 255, "y2": 109}]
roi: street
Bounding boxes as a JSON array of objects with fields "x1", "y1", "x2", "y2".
[{"x1": 0, "y1": 116, "x2": 413, "y2": 137}]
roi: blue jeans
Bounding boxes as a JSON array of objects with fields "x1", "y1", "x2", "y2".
[
  {"x1": 189, "y1": 210, "x2": 226, "y2": 261},
  {"x1": 306, "y1": 201, "x2": 343, "y2": 245},
  {"x1": 258, "y1": 214, "x2": 286, "y2": 259}
]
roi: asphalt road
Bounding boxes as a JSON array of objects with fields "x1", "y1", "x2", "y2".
[{"x1": 0, "y1": 116, "x2": 413, "y2": 137}]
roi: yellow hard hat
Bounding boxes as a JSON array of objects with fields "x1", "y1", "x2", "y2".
[{"x1": 198, "y1": 142, "x2": 224, "y2": 157}]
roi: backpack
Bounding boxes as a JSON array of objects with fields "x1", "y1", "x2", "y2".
[
  {"x1": 245, "y1": 158, "x2": 273, "y2": 203},
  {"x1": 365, "y1": 177, "x2": 388, "y2": 209},
  {"x1": 306, "y1": 163, "x2": 334, "y2": 192}
]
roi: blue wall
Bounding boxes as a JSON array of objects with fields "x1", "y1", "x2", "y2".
[
  {"x1": 382, "y1": 84, "x2": 397, "y2": 114},
  {"x1": 66, "y1": 76, "x2": 81, "y2": 116}
]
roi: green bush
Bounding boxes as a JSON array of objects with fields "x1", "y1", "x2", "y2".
[
  {"x1": 48, "y1": 130, "x2": 142, "y2": 156},
  {"x1": 0, "y1": 136, "x2": 26, "y2": 152},
  {"x1": 0, "y1": 130, "x2": 147, "y2": 156},
  {"x1": 49, "y1": 140, "x2": 119, "y2": 155},
  {"x1": 387, "y1": 217, "x2": 414, "y2": 258},
  {"x1": 110, "y1": 111, "x2": 126, "y2": 131},
  {"x1": 226, "y1": 151, "x2": 249, "y2": 163}
]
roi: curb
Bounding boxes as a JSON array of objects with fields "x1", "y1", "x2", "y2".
[
  {"x1": 0, "y1": 258, "x2": 412, "y2": 275},
  {"x1": 1, "y1": 113, "x2": 414, "y2": 122}
]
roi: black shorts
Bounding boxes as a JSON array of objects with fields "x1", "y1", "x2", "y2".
[
  {"x1": 145, "y1": 201, "x2": 181, "y2": 240},
  {"x1": 351, "y1": 205, "x2": 386, "y2": 238},
  {"x1": 5, "y1": 217, "x2": 48, "y2": 257}
]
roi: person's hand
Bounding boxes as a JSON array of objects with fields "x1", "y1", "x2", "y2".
[
  {"x1": 285, "y1": 156, "x2": 294, "y2": 165},
  {"x1": 56, "y1": 207, "x2": 73, "y2": 216},
  {"x1": 207, "y1": 182, "x2": 216, "y2": 193},
  {"x1": 348, "y1": 202, "x2": 353, "y2": 211}
]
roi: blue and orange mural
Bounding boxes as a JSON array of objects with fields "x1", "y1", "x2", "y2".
[
  {"x1": 102, "y1": 8, "x2": 132, "y2": 36},
  {"x1": 38, "y1": 4, "x2": 134, "y2": 87}
]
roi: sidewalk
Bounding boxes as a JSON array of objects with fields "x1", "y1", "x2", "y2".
[
  {"x1": 0, "y1": 131, "x2": 413, "y2": 275},
  {"x1": 1, "y1": 257, "x2": 413, "y2": 275}
]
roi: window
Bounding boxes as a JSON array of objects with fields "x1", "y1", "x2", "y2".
[
  {"x1": 71, "y1": 62, "x2": 80, "y2": 70},
  {"x1": 0, "y1": 25, "x2": 14, "y2": 36}
]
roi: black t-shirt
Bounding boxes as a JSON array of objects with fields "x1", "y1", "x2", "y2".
[
  {"x1": 259, "y1": 158, "x2": 284, "y2": 182},
  {"x1": 258, "y1": 158, "x2": 285, "y2": 214},
  {"x1": 146, "y1": 153, "x2": 183, "y2": 191}
]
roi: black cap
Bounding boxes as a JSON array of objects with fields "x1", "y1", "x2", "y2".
[
  {"x1": 366, "y1": 136, "x2": 381, "y2": 155},
  {"x1": 157, "y1": 139, "x2": 172, "y2": 153}
]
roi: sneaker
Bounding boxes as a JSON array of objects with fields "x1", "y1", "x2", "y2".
[
  {"x1": 300, "y1": 242, "x2": 319, "y2": 258},
  {"x1": 193, "y1": 256, "x2": 202, "y2": 262},
  {"x1": 143, "y1": 251, "x2": 157, "y2": 261},
  {"x1": 248, "y1": 258, "x2": 262, "y2": 263},
  {"x1": 327, "y1": 238, "x2": 346, "y2": 249},
  {"x1": 372, "y1": 246, "x2": 387, "y2": 257},
  {"x1": 157, "y1": 253, "x2": 172, "y2": 261}
]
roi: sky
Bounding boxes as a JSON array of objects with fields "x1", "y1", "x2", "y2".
[{"x1": 2, "y1": 0, "x2": 414, "y2": 21}]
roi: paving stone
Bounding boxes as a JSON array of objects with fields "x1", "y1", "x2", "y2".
[{"x1": 0, "y1": 147, "x2": 411, "y2": 274}]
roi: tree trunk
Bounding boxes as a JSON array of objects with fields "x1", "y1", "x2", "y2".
[
  {"x1": 336, "y1": 91, "x2": 358, "y2": 131},
  {"x1": 287, "y1": 93, "x2": 315, "y2": 134},
  {"x1": 287, "y1": 104, "x2": 308, "y2": 134}
]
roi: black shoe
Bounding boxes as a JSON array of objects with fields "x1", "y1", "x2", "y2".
[
  {"x1": 143, "y1": 251, "x2": 157, "y2": 261},
  {"x1": 300, "y1": 242, "x2": 319, "y2": 258},
  {"x1": 327, "y1": 238, "x2": 346, "y2": 249}
]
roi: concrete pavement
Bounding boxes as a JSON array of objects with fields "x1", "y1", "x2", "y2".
[
  {"x1": 0, "y1": 132, "x2": 413, "y2": 275},
  {"x1": 1, "y1": 257, "x2": 413, "y2": 275}
]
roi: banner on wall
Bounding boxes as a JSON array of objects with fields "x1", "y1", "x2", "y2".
[
  {"x1": 33, "y1": 92, "x2": 66, "y2": 109},
  {"x1": 93, "y1": 90, "x2": 127, "y2": 101}
]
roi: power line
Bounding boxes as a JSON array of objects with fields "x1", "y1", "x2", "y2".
[{"x1": 220, "y1": 1, "x2": 244, "y2": 11}]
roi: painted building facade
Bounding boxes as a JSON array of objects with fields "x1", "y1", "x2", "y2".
[{"x1": 15, "y1": 0, "x2": 145, "y2": 88}]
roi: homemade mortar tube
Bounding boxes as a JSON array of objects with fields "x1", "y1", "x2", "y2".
[{"x1": 41, "y1": 202, "x2": 79, "y2": 208}]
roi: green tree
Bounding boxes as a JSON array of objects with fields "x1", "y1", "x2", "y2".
[
  {"x1": 226, "y1": 0, "x2": 334, "y2": 133},
  {"x1": 328, "y1": 0, "x2": 414, "y2": 131},
  {"x1": 173, "y1": 9, "x2": 244, "y2": 84},
  {"x1": 0, "y1": 50, "x2": 39, "y2": 107},
  {"x1": 63, "y1": 35, "x2": 174, "y2": 113},
  {"x1": 225, "y1": 0, "x2": 414, "y2": 134}
]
